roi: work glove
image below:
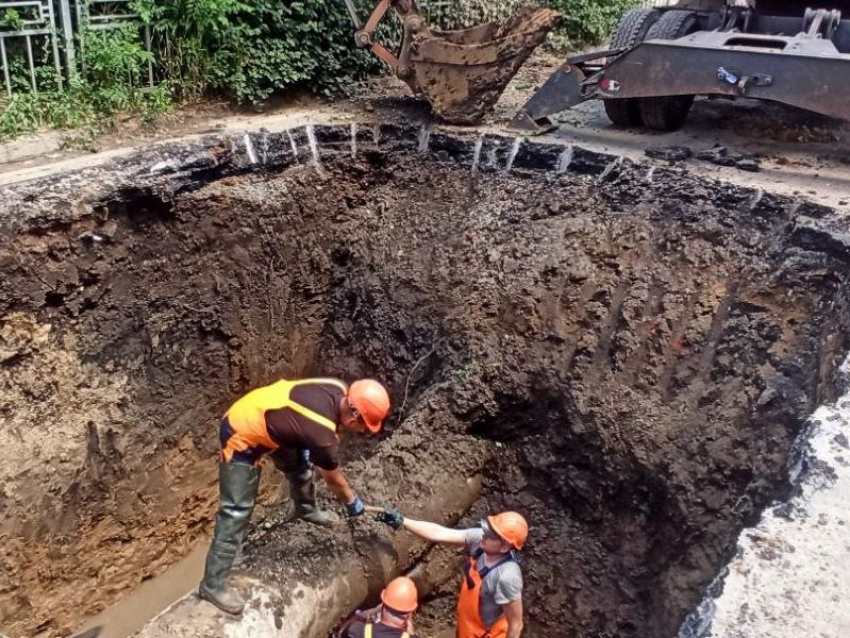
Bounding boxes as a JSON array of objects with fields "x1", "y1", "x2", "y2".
[
  {"x1": 298, "y1": 449, "x2": 312, "y2": 466},
  {"x1": 345, "y1": 495, "x2": 365, "y2": 517},
  {"x1": 375, "y1": 507, "x2": 405, "y2": 531}
]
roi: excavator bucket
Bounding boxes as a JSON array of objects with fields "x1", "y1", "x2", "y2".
[{"x1": 406, "y1": 6, "x2": 559, "y2": 123}]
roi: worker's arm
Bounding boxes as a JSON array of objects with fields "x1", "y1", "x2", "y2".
[
  {"x1": 312, "y1": 444, "x2": 364, "y2": 515},
  {"x1": 400, "y1": 517, "x2": 468, "y2": 546},
  {"x1": 503, "y1": 598, "x2": 524, "y2": 638},
  {"x1": 316, "y1": 466, "x2": 356, "y2": 504},
  {"x1": 375, "y1": 508, "x2": 468, "y2": 545}
]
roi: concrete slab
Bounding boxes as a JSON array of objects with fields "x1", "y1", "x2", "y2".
[{"x1": 0, "y1": 132, "x2": 63, "y2": 166}]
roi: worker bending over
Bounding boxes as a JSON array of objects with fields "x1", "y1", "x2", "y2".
[
  {"x1": 377, "y1": 509, "x2": 528, "y2": 638},
  {"x1": 342, "y1": 576, "x2": 420, "y2": 638},
  {"x1": 200, "y1": 377, "x2": 391, "y2": 615}
]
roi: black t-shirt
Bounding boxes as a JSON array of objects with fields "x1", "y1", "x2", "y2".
[
  {"x1": 265, "y1": 382, "x2": 345, "y2": 470},
  {"x1": 344, "y1": 621, "x2": 415, "y2": 638}
]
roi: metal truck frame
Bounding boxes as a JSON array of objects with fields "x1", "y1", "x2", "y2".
[{"x1": 511, "y1": 0, "x2": 850, "y2": 133}]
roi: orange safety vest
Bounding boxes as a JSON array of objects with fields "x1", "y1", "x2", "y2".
[
  {"x1": 364, "y1": 622, "x2": 410, "y2": 638},
  {"x1": 457, "y1": 549, "x2": 515, "y2": 638},
  {"x1": 222, "y1": 378, "x2": 348, "y2": 462}
]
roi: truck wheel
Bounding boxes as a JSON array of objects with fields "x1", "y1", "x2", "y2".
[
  {"x1": 638, "y1": 10, "x2": 700, "y2": 131},
  {"x1": 603, "y1": 8, "x2": 661, "y2": 127}
]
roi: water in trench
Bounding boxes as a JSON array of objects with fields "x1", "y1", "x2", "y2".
[{"x1": 1, "y1": 125, "x2": 849, "y2": 638}]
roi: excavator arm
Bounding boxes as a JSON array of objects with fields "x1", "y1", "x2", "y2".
[
  {"x1": 339, "y1": 0, "x2": 559, "y2": 124},
  {"x1": 343, "y1": 0, "x2": 425, "y2": 81}
]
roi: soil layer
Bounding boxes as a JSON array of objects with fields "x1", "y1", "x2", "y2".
[{"x1": 1, "y1": 126, "x2": 849, "y2": 638}]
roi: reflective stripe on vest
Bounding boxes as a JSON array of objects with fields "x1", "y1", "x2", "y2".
[
  {"x1": 285, "y1": 378, "x2": 347, "y2": 432},
  {"x1": 364, "y1": 623, "x2": 409, "y2": 638}
]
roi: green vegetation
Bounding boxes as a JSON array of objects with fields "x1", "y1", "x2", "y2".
[
  {"x1": 0, "y1": 0, "x2": 637, "y2": 143},
  {"x1": 134, "y1": 0, "x2": 380, "y2": 103},
  {"x1": 0, "y1": 25, "x2": 171, "y2": 143},
  {"x1": 546, "y1": 0, "x2": 641, "y2": 47}
]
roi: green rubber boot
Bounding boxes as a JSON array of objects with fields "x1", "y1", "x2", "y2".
[
  {"x1": 198, "y1": 462, "x2": 260, "y2": 615},
  {"x1": 288, "y1": 469, "x2": 339, "y2": 528}
]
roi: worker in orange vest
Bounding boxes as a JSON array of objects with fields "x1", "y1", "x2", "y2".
[
  {"x1": 341, "y1": 576, "x2": 421, "y2": 638},
  {"x1": 376, "y1": 510, "x2": 528, "y2": 638},
  {"x1": 199, "y1": 378, "x2": 391, "y2": 615}
]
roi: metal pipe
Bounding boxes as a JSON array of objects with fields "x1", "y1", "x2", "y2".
[
  {"x1": 46, "y1": 0, "x2": 63, "y2": 89},
  {"x1": 25, "y1": 35, "x2": 36, "y2": 92},
  {"x1": 144, "y1": 25, "x2": 153, "y2": 87},
  {"x1": 0, "y1": 37, "x2": 11, "y2": 97},
  {"x1": 343, "y1": 0, "x2": 363, "y2": 29},
  {"x1": 58, "y1": 0, "x2": 76, "y2": 79}
]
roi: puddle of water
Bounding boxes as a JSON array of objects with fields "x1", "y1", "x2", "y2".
[{"x1": 72, "y1": 542, "x2": 207, "y2": 638}]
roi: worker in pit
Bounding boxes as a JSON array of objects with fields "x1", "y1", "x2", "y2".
[
  {"x1": 341, "y1": 576, "x2": 421, "y2": 638},
  {"x1": 376, "y1": 509, "x2": 528, "y2": 638},
  {"x1": 199, "y1": 377, "x2": 391, "y2": 615}
]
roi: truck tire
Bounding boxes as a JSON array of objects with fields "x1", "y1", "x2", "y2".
[
  {"x1": 637, "y1": 10, "x2": 700, "y2": 131},
  {"x1": 603, "y1": 8, "x2": 662, "y2": 127}
]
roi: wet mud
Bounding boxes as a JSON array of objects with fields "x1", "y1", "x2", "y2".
[{"x1": 1, "y1": 126, "x2": 850, "y2": 638}]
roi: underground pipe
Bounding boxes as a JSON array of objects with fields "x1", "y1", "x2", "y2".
[{"x1": 133, "y1": 399, "x2": 490, "y2": 638}]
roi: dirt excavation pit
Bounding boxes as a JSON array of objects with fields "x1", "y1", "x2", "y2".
[{"x1": 2, "y1": 125, "x2": 850, "y2": 638}]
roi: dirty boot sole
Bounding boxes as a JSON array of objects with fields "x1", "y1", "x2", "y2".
[{"x1": 198, "y1": 584, "x2": 245, "y2": 616}]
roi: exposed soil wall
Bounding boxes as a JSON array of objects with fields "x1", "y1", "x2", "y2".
[{"x1": 1, "y1": 126, "x2": 849, "y2": 638}]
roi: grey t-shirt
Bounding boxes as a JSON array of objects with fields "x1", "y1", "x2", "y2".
[{"x1": 462, "y1": 529, "x2": 523, "y2": 628}]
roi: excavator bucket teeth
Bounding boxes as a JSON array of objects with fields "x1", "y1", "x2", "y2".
[{"x1": 405, "y1": 6, "x2": 558, "y2": 124}]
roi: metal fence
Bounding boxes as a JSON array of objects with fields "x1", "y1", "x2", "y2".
[
  {"x1": 0, "y1": 0, "x2": 150, "y2": 97},
  {"x1": 0, "y1": 0, "x2": 64, "y2": 94}
]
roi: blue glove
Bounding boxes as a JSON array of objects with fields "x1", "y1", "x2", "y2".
[
  {"x1": 346, "y1": 495, "x2": 365, "y2": 517},
  {"x1": 375, "y1": 507, "x2": 405, "y2": 530}
]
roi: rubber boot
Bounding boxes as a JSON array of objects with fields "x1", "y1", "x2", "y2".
[
  {"x1": 198, "y1": 462, "x2": 260, "y2": 615},
  {"x1": 287, "y1": 469, "x2": 339, "y2": 527}
]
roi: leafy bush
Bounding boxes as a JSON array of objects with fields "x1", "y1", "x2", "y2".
[
  {"x1": 209, "y1": 0, "x2": 381, "y2": 103},
  {"x1": 420, "y1": 0, "x2": 640, "y2": 47},
  {"x1": 0, "y1": 25, "x2": 171, "y2": 143},
  {"x1": 131, "y1": 0, "x2": 249, "y2": 98},
  {"x1": 544, "y1": 0, "x2": 641, "y2": 47},
  {"x1": 421, "y1": 0, "x2": 526, "y2": 30},
  {"x1": 135, "y1": 0, "x2": 382, "y2": 103}
]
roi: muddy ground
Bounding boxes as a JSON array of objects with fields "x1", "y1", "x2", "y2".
[{"x1": 1, "y1": 127, "x2": 850, "y2": 638}]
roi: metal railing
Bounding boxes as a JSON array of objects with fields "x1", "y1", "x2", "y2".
[
  {"x1": 0, "y1": 0, "x2": 151, "y2": 97},
  {"x1": 0, "y1": 0, "x2": 64, "y2": 94},
  {"x1": 75, "y1": 0, "x2": 153, "y2": 87}
]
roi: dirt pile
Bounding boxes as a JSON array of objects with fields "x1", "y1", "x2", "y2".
[{"x1": 1, "y1": 126, "x2": 849, "y2": 638}]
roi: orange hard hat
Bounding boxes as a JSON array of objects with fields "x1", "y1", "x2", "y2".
[
  {"x1": 348, "y1": 379, "x2": 390, "y2": 433},
  {"x1": 487, "y1": 511, "x2": 529, "y2": 550},
  {"x1": 381, "y1": 576, "x2": 418, "y2": 613}
]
